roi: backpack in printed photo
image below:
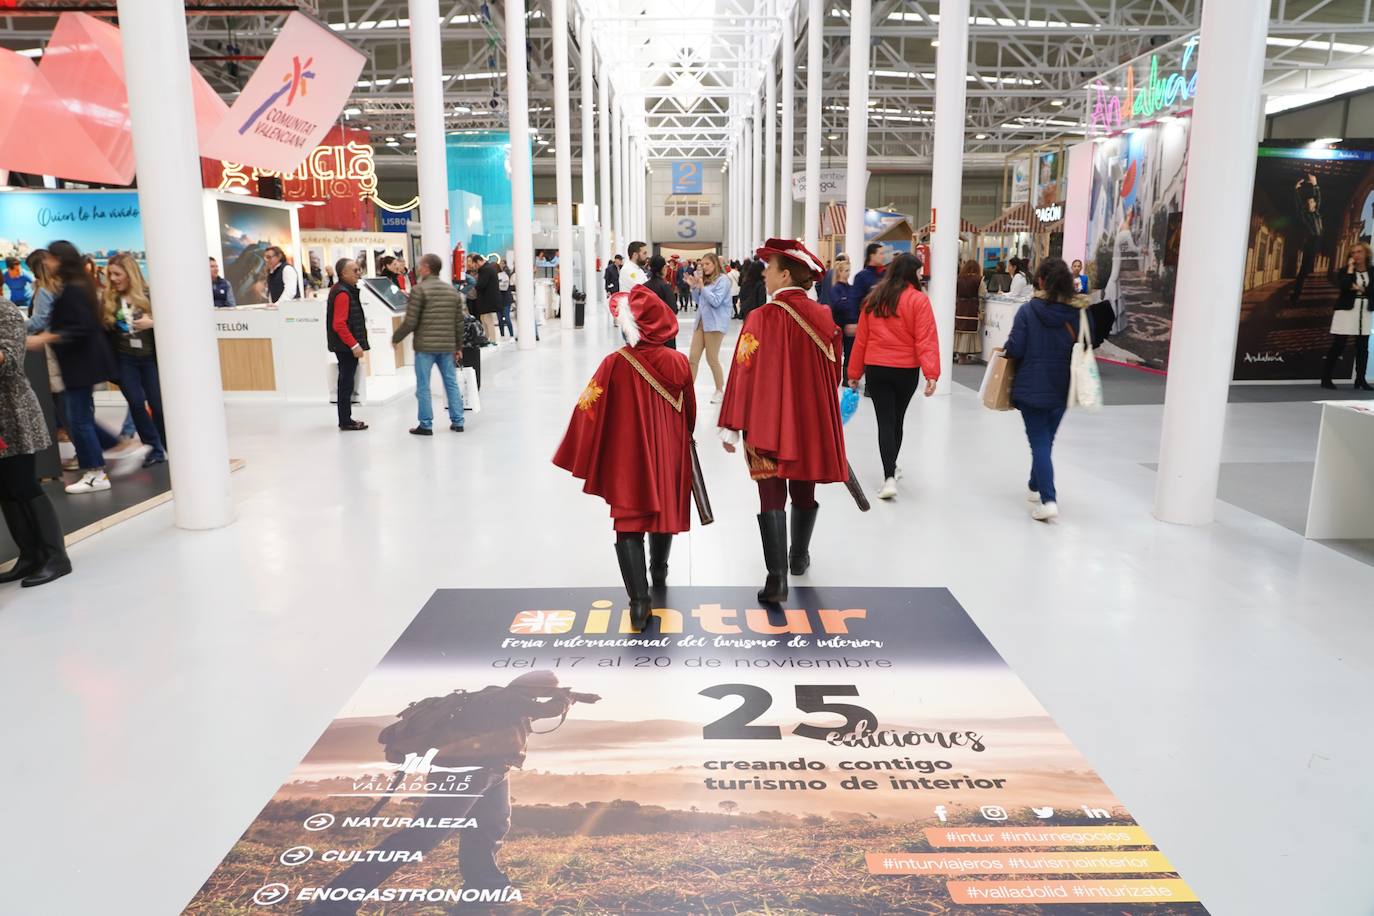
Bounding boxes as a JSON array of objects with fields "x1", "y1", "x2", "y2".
[{"x1": 376, "y1": 687, "x2": 507, "y2": 764}]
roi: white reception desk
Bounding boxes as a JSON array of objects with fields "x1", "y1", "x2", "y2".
[
  {"x1": 1305, "y1": 400, "x2": 1374, "y2": 540},
  {"x1": 981, "y1": 294, "x2": 1027, "y2": 362}
]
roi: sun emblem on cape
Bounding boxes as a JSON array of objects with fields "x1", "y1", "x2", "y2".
[
  {"x1": 577, "y1": 379, "x2": 604, "y2": 411},
  {"x1": 736, "y1": 332, "x2": 761, "y2": 365}
]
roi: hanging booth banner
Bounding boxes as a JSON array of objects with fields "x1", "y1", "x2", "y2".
[
  {"x1": 183, "y1": 587, "x2": 1207, "y2": 914},
  {"x1": 1009, "y1": 159, "x2": 1032, "y2": 204},
  {"x1": 1233, "y1": 143, "x2": 1374, "y2": 381},
  {"x1": 671, "y1": 162, "x2": 704, "y2": 195},
  {"x1": 1083, "y1": 119, "x2": 1192, "y2": 371},
  {"x1": 203, "y1": 13, "x2": 367, "y2": 173},
  {"x1": 791, "y1": 168, "x2": 865, "y2": 203}
]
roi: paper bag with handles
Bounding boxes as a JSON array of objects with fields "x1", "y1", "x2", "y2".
[{"x1": 980, "y1": 348, "x2": 1016, "y2": 411}]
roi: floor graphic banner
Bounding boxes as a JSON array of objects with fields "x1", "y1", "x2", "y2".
[{"x1": 183, "y1": 588, "x2": 1207, "y2": 914}]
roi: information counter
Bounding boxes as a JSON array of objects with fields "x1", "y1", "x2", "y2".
[
  {"x1": 981, "y1": 294, "x2": 1026, "y2": 362},
  {"x1": 1305, "y1": 400, "x2": 1374, "y2": 540}
]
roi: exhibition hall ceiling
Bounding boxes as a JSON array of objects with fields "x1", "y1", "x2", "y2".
[{"x1": 1, "y1": 0, "x2": 1373, "y2": 169}]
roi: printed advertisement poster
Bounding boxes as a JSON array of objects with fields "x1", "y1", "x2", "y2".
[
  {"x1": 0, "y1": 190, "x2": 143, "y2": 267},
  {"x1": 1035, "y1": 151, "x2": 1063, "y2": 209},
  {"x1": 1084, "y1": 118, "x2": 1191, "y2": 370},
  {"x1": 217, "y1": 198, "x2": 296, "y2": 306},
  {"x1": 184, "y1": 587, "x2": 1206, "y2": 914},
  {"x1": 1233, "y1": 143, "x2": 1374, "y2": 381},
  {"x1": 1009, "y1": 158, "x2": 1032, "y2": 204}
]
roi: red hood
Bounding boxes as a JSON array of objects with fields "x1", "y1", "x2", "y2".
[{"x1": 619, "y1": 284, "x2": 680, "y2": 347}]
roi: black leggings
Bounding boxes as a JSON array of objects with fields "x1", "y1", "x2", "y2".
[
  {"x1": 1325, "y1": 334, "x2": 1370, "y2": 381},
  {"x1": 865, "y1": 365, "x2": 921, "y2": 478},
  {"x1": 0, "y1": 453, "x2": 43, "y2": 501}
]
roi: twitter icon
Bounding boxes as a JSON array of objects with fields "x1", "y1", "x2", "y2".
[{"x1": 1031, "y1": 807, "x2": 1055, "y2": 819}]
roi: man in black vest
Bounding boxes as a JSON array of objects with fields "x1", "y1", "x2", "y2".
[
  {"x1": 209, "y1": 257, "x2": 235, "y2": 308},
  {"x1": 264, "y1": 245, "x2": 301, "y2": 304},
  {"x1": 327, "y1": 258, "x2": 369, "y2": 431}
]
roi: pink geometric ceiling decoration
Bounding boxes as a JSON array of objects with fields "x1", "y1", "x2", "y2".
[{"x1": 0, "y1": 11, "x2": 361, "y2": 186}]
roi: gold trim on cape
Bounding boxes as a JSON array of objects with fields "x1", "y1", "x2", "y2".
[
  {"x1": 771, "y1": 299, "x2": 836, "y2": 362},
  {"x1": 617, "y1": 347, "x2": 684, "y2": 413}
]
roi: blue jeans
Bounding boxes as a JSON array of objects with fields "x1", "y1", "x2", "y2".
[
  {"x1": 1021, "y1": 406, "x2": 1066, "y2": 503},
  {"x1": 63, "y1": 386, "x2": 121, "y2": 471},
  {"x1": 414, "y1": 351, "x2": 464, "y2": 429},
  {"x1": 498, "y1": 303, "x2": 514, "y2": 338},
  {"x1": 117, "y1": 353, "x2": 166, "y2": 459}
]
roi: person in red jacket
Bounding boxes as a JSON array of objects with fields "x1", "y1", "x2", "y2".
[
  {"x1": 554, "y1": 286, "x2": 696, "y2": 631},
  {"x1": 718, "y1": 238, "x2": 847, "y2": 604},
  {"x1": 846, "y1": 252, "x2": 945, "y2": 502},
  {"x1": 847, "y1": 253, "x2": 940, "y2": 500}
]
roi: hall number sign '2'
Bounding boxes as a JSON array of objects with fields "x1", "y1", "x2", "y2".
[{"x1": 1088, "y1": 35, "x2": 1199, "y2": 135}]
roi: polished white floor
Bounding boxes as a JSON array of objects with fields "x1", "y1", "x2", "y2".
[{"x1": 2, "y1": 317, "x2": 1372, "y2": 916}]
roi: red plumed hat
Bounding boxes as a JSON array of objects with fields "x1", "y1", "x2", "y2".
[
  {"x1": 608, "y1": 285, "x2": 679, "y2": 347},
  {"x1": 755, "y1": 237, "x2": 826, "y2": 281}
]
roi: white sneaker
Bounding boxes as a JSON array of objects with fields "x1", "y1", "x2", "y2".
[
  {"x1": 1027, "y1": 488, "x2": 1041, "y2": 504},
  {"x1": 877, "y1": 477, "x2": 898, "y2": 500},
  {"x1": 1030, "y1": 501, "x2": 1059, "y2": 522},
  {"x1": 710, "y1": 390, "x2": 724, "y2": 404},
  {"x1": 66, "y1": 470, "x2": 111, "y2": 494},
  {"x1": 894, "y1": 466, "x2": 904, "y2": 480}
]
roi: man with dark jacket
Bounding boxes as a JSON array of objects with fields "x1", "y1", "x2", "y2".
[
  {"x1": 327, "y1": 258, "x2": 369, "y2": 431},
  {"x1": 851, "y1": 243, "x2": 888, "y2": 310},
  {"x1": 393, "y1": 254, "x2": 468, "y2": 435},
  {"x1": 469, "y1": 253, "x2": 502, "y2": 342},
  {"x1": 604, "y1": 254, "x2": 623, "y2": 295}
]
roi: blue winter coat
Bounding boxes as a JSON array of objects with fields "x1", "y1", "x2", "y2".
[
  {"x1": 829, "y1": 281, "x2": 859, "y2": 326},
  {"x1": 1004, "y1": 298, "x2": 1097, "y2": 410}
]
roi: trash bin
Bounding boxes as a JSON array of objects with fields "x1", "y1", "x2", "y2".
[{"x1": 573, "y1": 288, "x2": 586, "y2": 327}]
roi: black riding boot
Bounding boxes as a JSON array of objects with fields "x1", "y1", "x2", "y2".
[
  {"x1": 649, "y1": 533, "x2": 673, "y2": 589},
  {"x1": 756, "y1": 511, "x2": 788, "y2": 604},
  {"x1": 1322, "y1": 340, "x2": 1341, "y2": 390},
  {"x1": 21, "y1": 494, "x2": 72, "y2": 588},
  {"x1": 615, "y1": 536, "x2": 652, "y2": 631},
  {"x1": 1356, "y1": 339, "x2": 1372, "y2": 390},
  {"x1": 789, "y1": 503, "x2": 819, "y2": 576},
  {"x1": 0, "y1": 499, "x2": 42, "y2": 583}
]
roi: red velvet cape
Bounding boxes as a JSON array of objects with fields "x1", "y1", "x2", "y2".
[
  {"x1": 718, "y1": 287, "x2": 848, "y2": 483},
  {"x1": 553, "y1": 343, "x2": 697, "y2": 533}
]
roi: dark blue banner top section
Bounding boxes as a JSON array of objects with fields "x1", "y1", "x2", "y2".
[{"x1": 383, "y1": 587, "x2": 1004, "y2": 668}]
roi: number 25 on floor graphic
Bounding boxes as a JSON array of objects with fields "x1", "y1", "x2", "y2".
[{"x1": 701, "y1": 684, "x2": 878, "y2": 740}]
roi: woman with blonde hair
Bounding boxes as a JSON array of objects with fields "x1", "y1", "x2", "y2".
[
  {"x1": 1323, "y1": 241, "x2": 1373, "y2": 390},
  {"x1": 102, "y1": 253, "x2": 166, "y2": 467},
  {"x1": 686, "y1": 251, "x2": 732, "y2": 403}
]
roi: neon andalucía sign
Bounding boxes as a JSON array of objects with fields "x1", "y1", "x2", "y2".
[{"x1": 1088, "y1": 36, "x2": 1199, "y2": 135}]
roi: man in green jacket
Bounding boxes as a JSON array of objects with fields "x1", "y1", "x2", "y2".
[{"x1": 392, "y1": 253, "x2": 469, "y2": 435}]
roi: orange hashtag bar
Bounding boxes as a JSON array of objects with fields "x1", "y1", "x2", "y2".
[
  {"x1": 924, "y1": 826, "x2": 1155, "y2": 847},
  {"x1": 866, "y1": 851, "x2": 1177, "y2": 875},
  {"x1": 947, "y1": 879, "x2": 1200, "y2": 904}
]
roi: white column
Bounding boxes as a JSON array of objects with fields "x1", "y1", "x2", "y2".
[
  {"x1": 116, "y1": 0, "x2": 232, "y2": 529},
  {"x1": 779, "y1": 7, "x2": 795, "y2": 239},
  {"x1": 598, "y1": 54, "x2": 612, "y2": 277},
  {"x1": 408, "y1": 0, "x2": 451, "y2": 280},
  {"x1": 844, "y1": 0, "x2": 871, "y2": 262},
  {"x1": 928, "y1": 0, "x2": 969, "y2": 395},
  {"x1": 507, "y1": 0, "x2": 537, "y2": 350},
  {"x1": 611, "y1": 94, "x2": 623, "y2": 257},
  {"x1": 764, "y1": 38, "x2": 778, "y2": 240},
  {"x1": 752, "y1": 101, "x2": 764, "y2": 246},
  {"x1": 628, "y1": 136, "x2": 638, "y2": 244},
  {"x1": 803, "y1": 0, "x2": 823, "y2": 253},
  {"x1": 552, "y1": 0, "x2": 576, "y2": 329},
  {"x1": 1154, "y1": 6, "x2": 1268, "y2": 525},
  {"x1": 579, "y1": 16, "x2": 598, "y2": 319}
]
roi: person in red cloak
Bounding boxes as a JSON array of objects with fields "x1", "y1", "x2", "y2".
[
  {"x1": 553, "y1": 285, "x2": 696, "y2": 630},
  {"x1": 718, "y1": 238, "x2": 848, "y2": 604}
]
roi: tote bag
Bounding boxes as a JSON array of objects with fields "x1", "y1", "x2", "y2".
[
  {"x1": 1068, "y1": 308, "x2": 1103, "y2": 412},
  {"x1": 461, "y1": 365, "x2": 482, "y2": 413}
]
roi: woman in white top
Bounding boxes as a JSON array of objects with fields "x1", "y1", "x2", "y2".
[
  {"x1": 727, "y1": 262, "x2": 742, "y2": 317},
  {"x1": 1007, "y1": 258, "x2": 1032, "y2": 298},
  {"x1": 1323, "y1": 242, "x2": 1373, "y2": 391}
]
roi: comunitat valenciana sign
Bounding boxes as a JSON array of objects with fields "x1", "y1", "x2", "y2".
[{"x1": 1086, "y1": 35, "x2": 1198, "y2": 136}]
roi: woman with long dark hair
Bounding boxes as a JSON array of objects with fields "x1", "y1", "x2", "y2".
[
  {"x1": 1004, "y1": 257, "x2": 1101, "y2": 521},
  {"x1": 737, "y1": 258, "x2": 767, "y2": 320},
  {"x1": 846, "y1": 253, "x2": 940, "y2": 500},
  {"x1": 26, "y1": 241, "x2": 121, "y2": 494}
]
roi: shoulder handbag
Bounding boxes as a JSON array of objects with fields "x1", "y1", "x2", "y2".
[{"x1": 1068, "y1": 308, "x2": 1103, "y2": 412}]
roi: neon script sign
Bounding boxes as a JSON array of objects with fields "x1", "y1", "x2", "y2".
[
  {"x1": 216, "y1": 139, "x2": 377, "y2": 202},
  {"x1": 1089, "y1": 37, "x2": 1198, "y2": 135}
]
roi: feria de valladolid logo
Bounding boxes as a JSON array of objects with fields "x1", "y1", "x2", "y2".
[{"x1": 238, "y1": 54, "x2": 316, "y2": 136}]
